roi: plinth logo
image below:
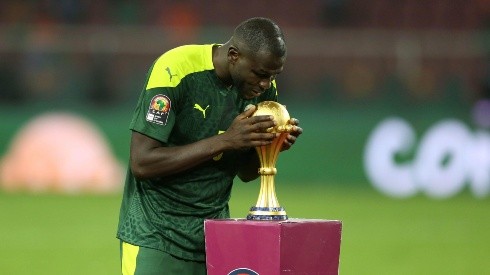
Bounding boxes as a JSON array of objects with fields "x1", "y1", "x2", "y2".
[{"x1": 227, "y1": 268, "x2": 259, "y2": 275}]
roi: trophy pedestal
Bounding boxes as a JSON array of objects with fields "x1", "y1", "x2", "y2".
[{"x1": 204, "y1": 219, "x2": 342, "y2": 275}]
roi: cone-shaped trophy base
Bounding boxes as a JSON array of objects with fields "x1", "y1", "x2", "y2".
[{"x1": 246, "y1": 206, "x2": 288, "y2": 221}]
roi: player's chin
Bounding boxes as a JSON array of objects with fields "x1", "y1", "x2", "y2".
[{"x1": 240, "y1": 92, "x2": 258, "y2": 100}]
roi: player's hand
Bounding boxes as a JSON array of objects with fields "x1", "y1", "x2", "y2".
[
  {"x1": 281, "y1": 118, "x2": 302, "y2": 151},
  {"x1": 221, "y1": 105, "x2": 278, "y2": 150}
]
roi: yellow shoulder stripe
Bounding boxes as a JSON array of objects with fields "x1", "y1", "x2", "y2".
[
  {"x1": 146, "y1": 45, "x2": 215, "y2": 90},
  {"x1": 272, "y1": 79, "x2": 278, "y2": 96}
]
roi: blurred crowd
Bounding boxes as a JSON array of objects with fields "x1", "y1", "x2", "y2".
[
  {"x1": 1, "y1": 0, "x2": 489, "y2": 29},
  {"x1": 1, "y1": 0, "x2": 490, "y2": 107}
]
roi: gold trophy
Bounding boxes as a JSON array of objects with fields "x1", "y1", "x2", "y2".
[{"x1": 246, "y1": 101, "x2": 293, "y2": 221}]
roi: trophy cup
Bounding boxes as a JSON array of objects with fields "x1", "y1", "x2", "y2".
[{"x1": 246, "y1": 101, "x2": 293, "y2": 221}]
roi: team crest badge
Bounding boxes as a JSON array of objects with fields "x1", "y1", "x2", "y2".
[
  {"x1": 227, "y1": 268, "x2": 259, "y2": 275},
  {"x1": 146, "y1": 94, "x2": 171, "y2": 125}
]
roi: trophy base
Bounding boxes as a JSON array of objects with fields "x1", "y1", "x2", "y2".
[{"x1": 246, "y1": 206, "x2": 288, "y2": 221}]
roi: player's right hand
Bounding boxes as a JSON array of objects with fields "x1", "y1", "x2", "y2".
[{"x1": 221, "y1": 105, "x2": 278, "y2": 150}]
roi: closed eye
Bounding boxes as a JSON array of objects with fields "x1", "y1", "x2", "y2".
[{"x1": 253, "y1": 70, "x2": 277, "y2": 81}]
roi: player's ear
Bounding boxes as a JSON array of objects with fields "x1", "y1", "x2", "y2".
[{"x1": 227, "y1": 46, "x2": 239, "y2": 64}]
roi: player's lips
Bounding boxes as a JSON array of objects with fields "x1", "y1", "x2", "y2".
[
  {"x1": 242, "y1": 89, "x2": 263, "y2": 99},
  {"x1": 251, "y1": 89, "x2": 262, "y2": 96}
]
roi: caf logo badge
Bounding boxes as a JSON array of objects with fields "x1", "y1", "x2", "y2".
[
  {"x1": 146, "y1": 94, "x2": 171, "y2": 125},
  {"x1": 227, "y1": 268, "x2": 259, "y2": 275}
]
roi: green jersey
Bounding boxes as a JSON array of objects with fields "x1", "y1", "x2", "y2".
[{"x1": 117, "y1": 44, "x2": 278, "y2": 261}]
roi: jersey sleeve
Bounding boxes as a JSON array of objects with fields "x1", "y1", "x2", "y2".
[
  {"x1": 129, "y1": 45, "x2": 215, "y2": 143},
  {"x1": 129, "y1": 54, "x2": 184, "y2": 144}
]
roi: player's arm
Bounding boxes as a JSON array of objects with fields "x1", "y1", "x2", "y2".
[
  {"x1": 235, "y1": 118, "x2": 303, "y2": 182},
  {"x1": 236, "y1": 148, "x2": 261, "y2": 182},
  {"x1": 130, "y1": 106, "x2": 278, "y2": 180}
]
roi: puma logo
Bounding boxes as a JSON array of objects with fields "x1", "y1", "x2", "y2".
[
  {"x1": 165, "y1": 67, "x2": 177, "y2": 82},
  {"x1": 193, "y1": 103, "x2": 210, "y2": 118}
]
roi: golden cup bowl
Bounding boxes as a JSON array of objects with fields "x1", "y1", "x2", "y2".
[{"x1": 252, "y1": 101, "x2": 290, "y2": 132}]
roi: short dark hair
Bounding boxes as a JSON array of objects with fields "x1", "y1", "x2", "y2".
[{"x1": 233, "y1": 17, "x2": 286, "y2": 58}]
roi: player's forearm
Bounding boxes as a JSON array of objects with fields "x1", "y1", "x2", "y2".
[
  {"x1": 237, "y1": 149, "x2": 261, "y2": 182},
  {"x1": 131, "y1": 134, "x2": 230, "y2": 180}
]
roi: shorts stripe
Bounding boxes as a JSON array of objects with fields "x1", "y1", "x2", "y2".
[{"x1": 121, "y1": 242, "x2": 139, "y2": 275}]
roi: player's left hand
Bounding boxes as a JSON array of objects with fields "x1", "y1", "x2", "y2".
[{"x1": 281, "y1": 118, "x2": 302, "y2": 151}]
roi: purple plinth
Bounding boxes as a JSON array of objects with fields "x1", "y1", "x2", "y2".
[{"x1": 204, "y1": 219, "x2": 342, "y2": 275}]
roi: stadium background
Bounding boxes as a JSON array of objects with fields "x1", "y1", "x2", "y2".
[{"x1": 1, "y1": 1, "x2": 489, "y2": 274}]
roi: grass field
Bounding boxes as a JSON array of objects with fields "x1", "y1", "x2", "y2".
[
  {"x1": 1, "y1": 182, "x2": 489, "y2": 275},
  {"x1": 1, "y1": 103, "x2": 487, "y2": 274}
]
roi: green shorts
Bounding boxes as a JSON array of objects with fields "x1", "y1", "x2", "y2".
[{"x1": 120, "y1": 241, "x2": 206, "y2": 275}]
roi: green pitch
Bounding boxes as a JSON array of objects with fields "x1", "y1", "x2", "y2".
[{"x1": 0, "y1": 182, "x2": 489, "y2": 275}]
